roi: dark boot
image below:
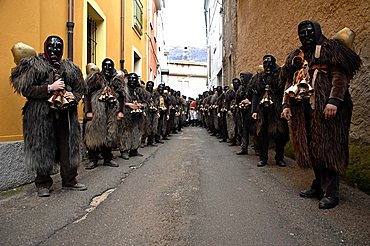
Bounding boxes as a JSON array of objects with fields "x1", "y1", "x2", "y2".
[
  {"x1": 86, "y1": 161, "x2": 98, "y2": 170},
  {"x1": 37, "y1": 187, "x2": 50, "y2": 197},
  {"x1": 276, "y1": 159, "x2": 287, "y2": 167},
  {"x1": 257, "y1": 160, "x2": 267, "y2": 167},
  {"x1": 103, "y1": 159, "x2": 119, "y2": 167},
  {"x1": 319, "y1": 197, "x2": 339, "y2": 209},
  {"x1": 155, "y1": 135, "x2": 164, "y2": 144},
  {"x1": 35, "y1": 174, "x2": 53, "y2": 197},
  {"x1": 120, "y1": 151, "x2": 130, "y2": 160},
  {"x1": 62, "y1": 183, "x2": 88, "y2": 191},
  {"x1": 299, "y1": 179, "x2": 324, "y2": 199},
  {"x1": 236, "y1": 149, "x2": 248, "y2": 155},
  {"x1": 129, "y1": 149, "x2": 143, "y2": 157}
]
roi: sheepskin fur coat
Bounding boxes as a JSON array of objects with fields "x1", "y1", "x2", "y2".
[{"x1": 10, "y1": 55, "x2": 85, "y2": 174}]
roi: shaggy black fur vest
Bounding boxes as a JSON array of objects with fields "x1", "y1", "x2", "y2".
[
  {"x1": 84, "y1": 72, "x2": 122, "y2": 149},
  {"x1": 252, "y1": 68, "x2": 289, "y2": 142},
  {"x1": 10, "y1": 55, "x2": 84, "y2": 174},
  {"x1": 123, "y1": 86, "x2": 146, "y2": 150}
]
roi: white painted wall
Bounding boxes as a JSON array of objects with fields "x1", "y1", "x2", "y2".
[
  {"x1": 156, "y1": 0, "x2": 168, "y2": 86},
  {"x1": 166, "y1": 61, "x2": 207, "y2": 99},
  {"x1": 204, "y1": 0, "x2": 223, "y2": 89}
]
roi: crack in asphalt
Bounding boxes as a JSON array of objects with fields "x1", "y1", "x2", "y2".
[
  {"x1": 73, "y1": 188, "x2": 117, "y2": 224},
  {"x1": 72, "y1": 147, "x2": 162, "y2": 225},
  {"x1": 37, "y1": 143, "x2": 164, "y2": 245}
]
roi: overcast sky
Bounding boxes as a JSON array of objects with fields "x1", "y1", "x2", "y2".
[{"x1": 164, "y1": 0, "x2": 207, "y2": 48}]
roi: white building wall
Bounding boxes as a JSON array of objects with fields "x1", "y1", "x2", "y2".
[
  {"x1": 204, "y1": 0, "x2": 223, "y2": 89},
  {"x1": 167, "y1": 61, "x2": 207, "y2": 99},
  {"x1": 156, "y1": 0, "x2": 168, "y2": 86}
]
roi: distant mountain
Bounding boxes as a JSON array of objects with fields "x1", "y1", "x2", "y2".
[{"x1": 167, "y1": 46, "x2": 207, "y2": 63}]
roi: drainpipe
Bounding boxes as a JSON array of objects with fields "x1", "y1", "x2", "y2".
[
  {"x1": 67, "y1": 0, "x2": 75, "y2": 61},
  {"x1": 120, "y1": 0, "x2": 125, "y2": 70}
]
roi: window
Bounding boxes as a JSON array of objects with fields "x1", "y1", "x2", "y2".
[
  {"x1": 87, "y1": 17, "x2": 97, "y2": 64},
  {"x1": 133, "y1": 51, "x2": 142, "y2": 76},
  {"x1": 86, "y1": 3, "x2": 104, "y2": 66},
  {"x1": 133, "y1": 0, "x2": 143, "y2": 35}
]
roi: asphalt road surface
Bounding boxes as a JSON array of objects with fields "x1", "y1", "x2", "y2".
[{"x1": 1, "y1": 127, "x2": 369, "y2": 245}]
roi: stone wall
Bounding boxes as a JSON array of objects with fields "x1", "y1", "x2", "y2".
[
  {"x1": 0, "y1": 141, "x2": 34, "y2": 191},
  {"x1": 222, "y1": 0, "x2": 238, "y2": 86},
  {"x1": 234, "y1": 0, "x2": 370, "y2": 143}
]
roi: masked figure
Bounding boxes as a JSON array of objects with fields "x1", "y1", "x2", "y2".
[
  {"x1": 181, "y1": 95, "x2": 189, "y2": 127},
  {"x1": 121, "y1": 73, "x2": 146, "y2": 157},
  {"x1": 84, "y1": 58, "x2": 124, "y2": 169},
  {"x1": 10, "y1": 36, "x2": 87, "y2": 196},
  {"x1": 142, "y1": 81, "x2": 159, "y2": 146},
  {"x1": 217, "y1": 86, "x2": 229, "y2": 142},
  {"x1": 172, "y1": 91, "x2": 180, "y2": 133},
  {"x1": 281, "y1": 20, "x2": 361, "y2": 209},
  {"x1": 175, "y1": 91, "x2": 186, "y2": 132},
  {"x1": 205, "y1": 91, "x2": 210, "y2": 129},
  {"x1": 226, "y1": 79, "x2": 240, "y2": 146},
  {"x1": 251, "y1": 55, "x2": 289, "y2": 167},
  {"x1": 236, "y1": 72, "x2": 254, "y2": 155},
  {"x1": 195, "y1": 94, "x2": 203, "y2": 127},
  {"x1": 165, "y1": 87, "x2": 176, "y2": 135},
  {"x1": 153, "y1": 84, "x2": 165, "y2": 142},
  {"x1": 212, "y1": 86, "x2": 223, "y2": 138},
  {"x1": 205, "y1": 89, "x2": 214, "y2": 134}
]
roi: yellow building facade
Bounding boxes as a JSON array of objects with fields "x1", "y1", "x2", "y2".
[{"x1": 0, "y1": 0, "x2": 148, "y2": 142}]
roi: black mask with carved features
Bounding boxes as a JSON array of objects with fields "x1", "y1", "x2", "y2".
[
  {"x1": 157, "y1": 84, "x2": 165, "y2": 95},
  {"x1": 216, "y1": 85, "x2": 222, "y2": 94},
  {"x1": 298, "y1": 20, "x2": 323, "y2": 50},
  {"x1": 44, "y1": 35, "x2": 64, "y2": 67},
  {"x1": 102, "y1": 58, "x2": 115, "y2": 81},
  {"x1": 232, "y1": 78, "x2": 241, "y2": 91},
  {"x1": 146, "y1": 81, "x2": 154, "y2": 92},
  {"x1": 165, "y1": 86, "x2": 170, "y2": 95},
  {"x1": 240, "y1": 72, "x2": 253, "y2": 87},
  {"x1": 127, "y1": 73, "x2": 139, "y2": 89},
  {"x1": 262, "y1": 55, "x2": 277, "y2": 75}
]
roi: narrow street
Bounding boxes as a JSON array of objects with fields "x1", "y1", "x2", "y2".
[{"x1": 1, "y1": 127, "x2": 369, "y2": 246}]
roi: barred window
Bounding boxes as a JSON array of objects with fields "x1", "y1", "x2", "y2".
[
  {"x1": 87, "y1": 17, "x2": 97, "y2": 64},
  {"x1": 133, "y1": 0, "x2": 143, "y2": 35}
]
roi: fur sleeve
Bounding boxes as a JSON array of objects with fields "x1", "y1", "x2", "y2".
[
  {"x1": 321, "y1": 39, "x2": 361, "y2": 78},
  {"x1": 10, "y1": 56, "x2": 49, "y2": 95},
  {"x1": 85, "y1": 72, "x2": 104, "y2": 94},
  {"x1": 135, "y1": 87, "x2": 148, "y2": 103},
  {"x1": 60, "y1": 60, "x2": 86, "y2": 103}
]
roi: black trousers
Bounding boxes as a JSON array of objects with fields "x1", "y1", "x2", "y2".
[
  {"x1": 35, "y1": 110, "x2": 78, "y2": 188},
  {"x1": 88, "y1": 146, "x2": 113, "y2": 163},
  {"x1": 240, "y1": 110, "x2": 250, "y2": 151},
  {"x1": 233, "y1": 110, "x2": 241, "y2": 145},
  {"x1": 311, "y1": 166, "x2": 339, "y2": 197},
  {"x1": 157, "y1": 111, "x2": 166, "y2": 138},
  {"x1": 258, "y1": 113, "x2": 285, "y2": 162},
  {"x1": 221, "y1": 112, "x2": 228, "y2": 140}
]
